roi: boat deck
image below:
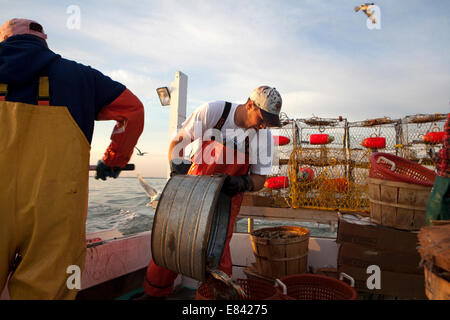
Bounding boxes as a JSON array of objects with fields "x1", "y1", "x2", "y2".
[{"x1": 119, "y1": 286, "x2": 197, "y2": 300}]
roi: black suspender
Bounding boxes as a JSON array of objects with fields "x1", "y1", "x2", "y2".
[
  {"x1": 213, "y1": 101, "x2": 232, "y2": 130},
  {"x1": 210, "y1": 101, "x2": 249, "y2": 154}
]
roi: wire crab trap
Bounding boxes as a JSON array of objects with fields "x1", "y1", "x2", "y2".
[
  {"x1": 400, "y1": 113, "x2": 447, "y2": 168},
  {"x1": 252, "y1": 112, "x2": 447, "y2": 214},
  {"x1": 287, "y1": 117, "x2": 367, "y2": 212}
]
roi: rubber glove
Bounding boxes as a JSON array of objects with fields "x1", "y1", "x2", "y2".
[
  {"x1": 222, "y1": 175, "x2": 254, "y2": 197},
  {"x1": 95, "y1": 160, "x2": 121, "y2": 180},
  {"x1": 170, "y1": 159, "x2": 192, "y2": 177}
]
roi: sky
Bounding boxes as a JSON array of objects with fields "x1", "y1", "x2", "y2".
[{"x1": 2, "y1": 0, "x2": 449, "y2": 177}]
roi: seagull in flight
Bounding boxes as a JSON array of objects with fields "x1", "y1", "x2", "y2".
[
  {"x1": 135, "y1": 146, "x2": 148, "y2": 156},
  {"x1": 354, "y1": 3, "x2": 376, "y2": 24},
  {"x1": 137, "y1": 173, "x2": 161, "y2": 210}
]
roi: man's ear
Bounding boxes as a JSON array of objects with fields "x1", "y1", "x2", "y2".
[{"x1": 246, "y1": 98, "x2": 255, "y2": 111}]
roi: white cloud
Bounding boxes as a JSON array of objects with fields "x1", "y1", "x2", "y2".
[
  {"x1": 2, "y1": 0, "x2": 449, "y2": 176},
  {"x1": 106, "y1": 69, "x2": 160, "y2": 103}
]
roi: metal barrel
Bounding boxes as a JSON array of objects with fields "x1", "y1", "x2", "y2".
[{"x1": 151, "y1": 175, "x2": 231, "y2": 282}]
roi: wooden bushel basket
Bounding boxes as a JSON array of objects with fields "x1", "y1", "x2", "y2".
[
  {"x1": 424, "y1": 265, "x2": 450, "y2": 300},
  {"x1": 368, "y1": 178, "x2": 432, "y2": 230},
  {"x1": 419, "y1": 224, "x2": 450, "y2": 300},
  {"x1": 250, "y1": 226, "x2": 309, "y2": 279}
]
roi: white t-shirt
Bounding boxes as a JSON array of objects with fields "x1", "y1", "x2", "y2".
[{"x1": 180, "y1": 100, "x2": 273, "y2": 175}]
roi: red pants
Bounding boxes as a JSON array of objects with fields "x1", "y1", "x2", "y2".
[{"x1": 143, "y1": 196, "x2": 241, "y2": 297}]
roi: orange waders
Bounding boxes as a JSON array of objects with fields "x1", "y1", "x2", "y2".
[{"x1": 144, "y1": 102, "x2": 249, "y2": 297}]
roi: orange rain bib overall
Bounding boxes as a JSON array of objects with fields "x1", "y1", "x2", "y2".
[
  {"x1": 144, "y1": 102, "x2": 250, "y2": 297},
  {"x1": 0, "y1": 78, "x2": 90, "y2": 299}
]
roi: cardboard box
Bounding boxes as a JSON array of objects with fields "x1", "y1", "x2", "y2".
[
  {"x1": 337, "y1": 214, "x2": 426, "y2": 299},
  {"x1": 337, "y1": 214, "x2": 419, "y2": 253},
  {"x1": 338, "y1": 265, "x2": 426, "y2": 299},
  {"x1": 338, "y1": 242, "x2": 423, "y2": 275}
]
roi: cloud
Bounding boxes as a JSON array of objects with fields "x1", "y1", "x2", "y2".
[
  {"x1": 106, "y1": 69, "x2": 160, "y2": 103},
  {"x1": 12, "y1": 0, "x2": 446, "y2": 123},
  {"x1": 2, "y1": 0, "x2": 449, "y2": 176}
]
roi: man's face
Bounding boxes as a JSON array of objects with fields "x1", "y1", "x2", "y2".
[{"x1": 247, "y1": 101, "x2": 268, "y2": 130}]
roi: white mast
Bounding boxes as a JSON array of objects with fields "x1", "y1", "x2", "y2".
[{"x1": 167, "y1": 71, "x2": 188, "y2": 178}]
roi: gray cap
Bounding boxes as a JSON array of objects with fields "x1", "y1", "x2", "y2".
[{"x1": 249, "y1": 86, "x2": 282, "y2": 127}]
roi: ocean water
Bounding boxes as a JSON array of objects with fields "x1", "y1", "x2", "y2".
[{"x1": 86, "y1": 176, "x2": 337, "y2": 238}]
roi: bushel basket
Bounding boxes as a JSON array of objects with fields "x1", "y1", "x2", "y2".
[
  {"x1": 368, "y1": 153, "x2": 436, "y2": 230},
  {"x1": 369, "y1": 152, "x2": 436, "y2": 187},
  {"x1": 250, "y1": 226, "x2": 309, "y2": 279}
]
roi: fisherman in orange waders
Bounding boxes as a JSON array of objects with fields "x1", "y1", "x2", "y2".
[
  {"x1": 0, "y1": 19, "x2": 144, "y2": 299},
  {"x1": 141, "y1": 86, "x2": 282, "y2": 299}
]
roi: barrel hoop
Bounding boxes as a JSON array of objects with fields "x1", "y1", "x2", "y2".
[
  {"x1": 251, "y1": 237, "x2": 309, "y2": 246},
  {"x1": 253, "y1": 253, "x2": 308, "y2": 262},
  {"x1": 370, "y1": 199, "x2": 427, "y2": 211}
]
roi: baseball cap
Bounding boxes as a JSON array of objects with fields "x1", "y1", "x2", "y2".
[
  {"x1": 249, "y1": 86, "x2": 282, "y2": 127},
  {"x1": 0, "y1": 18, "x2": 47, "y2": 42}
]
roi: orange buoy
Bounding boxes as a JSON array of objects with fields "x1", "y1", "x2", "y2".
[
  {"x1": 310, "y1": 134, "x2": 334, "y2": 145},
  {"x1": 264, "y1": 176, "x2": 289, "y2": 189},
  {"x1": 423, "y1": 131, "x2": 445, "y2": 144},
  {"x1": 273, "y1": 135, "x2": 290, "y2": 146},
  {"x1": 321, "y1": 178, "x2": 349, "y2": 193},
  {"x1": 298, "y1": 167, "x2": 314, "y2": 182},
  {"x1": 361, "y1": 137, "x2": 386, "y2": 149}
]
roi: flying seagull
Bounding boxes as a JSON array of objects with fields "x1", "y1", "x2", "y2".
[
  {"x1": 137, "y1": 173, "x2": 161, "y2": 210},
  {"x1": 135, "y1": 146, "x2": 148, "y2": 156},
  {"x1": 354, "y1": 3, "x2": 376, "y2": 24}
]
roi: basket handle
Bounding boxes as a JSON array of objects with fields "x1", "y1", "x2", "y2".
[
  {"x1": 432, "y1": 126, "x2": 440, "y2": 132},
  {"x1": 376, "y1": 156, "x2": 396, "y2": 171},
  {"x1": 339, "y1": 272, "x2": 355, "y2": 287},
  {"x1": 274, "y1": 279, "x2": 287, "y2": 295}
]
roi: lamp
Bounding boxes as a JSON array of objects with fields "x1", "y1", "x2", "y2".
[{"x1": 156, "y1": 87, "x2": 171, "y2": 106}]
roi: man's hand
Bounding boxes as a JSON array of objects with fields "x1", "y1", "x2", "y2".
[
  {"x1": 170, "y1": 159, "x2": 192, "y2": 177},
  {"x1": 95, "y1": 160, "x2": 121, "y2": 180},
  {"x1": 221, "y1": 175, "x2": 254, "y2": 197}
]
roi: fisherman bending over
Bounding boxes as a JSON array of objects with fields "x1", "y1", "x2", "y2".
[{"x1": 140, "y1": 86, "x2": 282, "y2": 299}]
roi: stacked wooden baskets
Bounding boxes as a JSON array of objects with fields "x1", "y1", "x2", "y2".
[{"x1": 368, "y1": 152, "x2": 436, "y2": 231}]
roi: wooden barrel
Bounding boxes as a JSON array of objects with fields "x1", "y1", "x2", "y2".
[
  {"x1": 151, "y1": 175, "x2": 231, "y2": 282},
  {"x1": 424, "y1": 265, "x2": 450, "y2": 300},
  {"x1": 250, "y1": 226, "x2": 309, "y2": 279},
  {"x1": 418, "y1": 224, "x2": 450, "y2": 300},
  {"x1": 367, "y1": 178, "x2": 432, "y2": 230}
]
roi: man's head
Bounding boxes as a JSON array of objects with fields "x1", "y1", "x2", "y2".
[
  {"x1": 0, "y1": 18, "x2": 47, "y2": 43},
  {"x1": 245, "y1": 86, "x2": 282, "y2": 129}
]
